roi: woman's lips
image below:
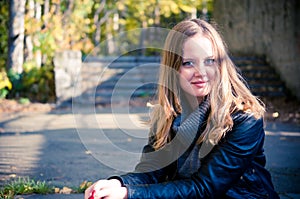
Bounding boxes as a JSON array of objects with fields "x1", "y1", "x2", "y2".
[{"x1": 191, "y1": 80, "x2": 207, "y2": 88}]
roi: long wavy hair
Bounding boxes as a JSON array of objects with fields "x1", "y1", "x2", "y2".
[{"x1": 150, "y1": 19, "x2": 265, "y2": 150}]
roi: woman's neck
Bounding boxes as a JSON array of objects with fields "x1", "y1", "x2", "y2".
[
  {"x1": 180, "y1": 93, "x2": 204, "y2": 119},
  {"x1": 181, "y1": 92, "x2": 204, "y2": 110}
]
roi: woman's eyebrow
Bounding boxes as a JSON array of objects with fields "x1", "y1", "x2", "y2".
[
  {"x1": 182, "y1": 55, "x2": 214, "y2": 61},
  {"x1": 204, "y1": 55, "x2": 215, "y2": 59},
  {"x1": 182, "y1": 57, "x2": 195, "y2": 60}
]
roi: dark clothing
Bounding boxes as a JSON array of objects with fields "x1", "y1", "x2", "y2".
[{"x1": 110, "y1": 101, "x2": 279, "y2": 199}]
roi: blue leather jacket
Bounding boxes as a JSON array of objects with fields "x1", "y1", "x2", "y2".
[{"x1": 111, "y1": 104, "x2": 279, "y2": 199}]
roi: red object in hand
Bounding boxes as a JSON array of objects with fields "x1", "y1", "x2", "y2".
[{"x1": 89, "y1": 190, "x2": 95, "y2": 199}]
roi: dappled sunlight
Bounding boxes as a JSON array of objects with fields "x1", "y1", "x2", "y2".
[
  {"x1": 265, "y1": 131, "x2": 300, "y2": 137},
  {"x1": 0, "y1": 113, "x2": 77, "y2": 133},
  {"x1": 0, "y1": 134, "x2": 45, "y2": 183},
  {"x1": 96, "y1": 113, "x2": 148, "y2": 131}
]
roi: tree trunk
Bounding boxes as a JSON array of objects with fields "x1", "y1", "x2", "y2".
[
  {"x1": 154, "y1": 1, "x2": 160, "y2": 26},
  {"x1": 7, "y1": 0, "x2": 26, "y2": 74},
  {"x1": 34, "y1": 1, "x2": 43, "y2": 66},
  {"x1": 139, "y1": 21, "x2": 147, "y2": 56},
  {"x1": 106, "y1": 18, "x2": 116, "y2": 55},
  {"x1": 24, "y1": 0, "x2": 34, "y2": 62},
  {"x1": 62, "y1": 0, "x2": 75, "y2": 50},
  {"x1": 93, "y1": 0, "x2": 106, "y2": 48},
  {"x1": 43, "y1": 0, "x2": 50, "y2": 26}
]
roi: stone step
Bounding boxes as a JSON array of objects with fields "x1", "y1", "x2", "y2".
[
  {"x1": 95, "y1": 89, "x2": 156, "y2": 98},
  {"x1": 237, "y1": 62, "x2": 270, "y2": 67},
  {"x1": 231, "y1": 56, "x2": 266, "y2": 65},
  {"x1": 98, "y1": 73, "x2": 158, "y2": 83},
  {"x1": 242, "y1": 70, "x2": 280, "y2": 79},
  {"x1": 84, "y1": 56, "x2": 161, "y2": 63},
  {"x1": 96, "y1": 82, "x2": 157, "y2": 90},
  {"x1": 79, "y1": 87, "x2": 156, "y2": 106},
  {"x1": 107, "y1": 62, "x2": 160, "y2": 70},
  {"x1": 250, "y1": 91, "x2": 286, "y2": 97},
  {"x1": 249, "y1": 85, "x2": 285, "y2": 93}
]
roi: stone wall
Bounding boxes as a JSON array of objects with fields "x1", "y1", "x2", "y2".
[
  {"x1": 213, "y1": 0, "x2": 300, "y2": 99},
  {"x1": 54, "y1": 50, "x2": 82, "y2": 105}
]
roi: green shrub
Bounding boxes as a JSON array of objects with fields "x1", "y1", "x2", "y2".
[
  {"x1": 7, "y1": 64, "x2": 56, "y2": 103},
  {"x1": 0, "y1": 177, "x2": 53, "y2": 198},
  {"x1": 0, "y1": 69, "x2": 12, "y2": 99},
  {"x1": 0, "y1": 1, "x2": 8, "y2": 72}
]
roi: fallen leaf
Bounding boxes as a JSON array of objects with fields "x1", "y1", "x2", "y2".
[{"x1": 59, "y1": 186, "x2": 73, "y2": 194}]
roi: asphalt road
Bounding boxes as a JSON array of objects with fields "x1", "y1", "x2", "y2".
[{"x1": 1, "y1": 107, "x2": 299, "y2": 198}]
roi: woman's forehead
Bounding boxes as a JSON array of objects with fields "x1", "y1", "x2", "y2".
[{"x1": 182, "y1": 34, "x2": 214, "y2": 58}]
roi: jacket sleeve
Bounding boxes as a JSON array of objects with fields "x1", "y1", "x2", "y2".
[
  {"x1": 123, "y1": 114, "x2": 266, "y2": 199},
  {"x1": 110, "y1": 135, "x2": 178, "y2": 185},
  {"x1": 112, "y1": 98, "x2": 211, "y2": 186}
]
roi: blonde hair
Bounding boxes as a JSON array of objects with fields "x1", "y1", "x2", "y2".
[{"x1": 150, "y1": 19, "x2": 265, "y2": 149}]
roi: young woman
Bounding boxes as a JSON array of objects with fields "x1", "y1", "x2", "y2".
[{"x1": 85, "y1": 19, "x2": 279, "y2": 199}]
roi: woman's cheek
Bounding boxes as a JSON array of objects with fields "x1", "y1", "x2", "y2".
[
  {"x1": 207, "y1": 68, "x2": 217, "y2": 81},
  {"x1": 179, "y1": 68, "x2": 194, "y2": 81}
]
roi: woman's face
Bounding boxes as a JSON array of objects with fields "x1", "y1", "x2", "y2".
[{"x1": 179, "y1": 33, "x2": 217, "y2": 102}]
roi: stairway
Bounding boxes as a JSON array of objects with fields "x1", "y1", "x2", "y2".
[
  {"x1": 80, "y1": 56, "x2": 288, "y2": 107},
  {"x1": 80, "y1": 56, "x2": 160, "y2": 106},
  {"x1": 232, "y1": 56, "x2": 286, "y2": 98}
]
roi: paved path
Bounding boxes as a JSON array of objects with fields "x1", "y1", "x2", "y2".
[{"x1": 0, "y1": 107, "x2": 300, "y2": 198}]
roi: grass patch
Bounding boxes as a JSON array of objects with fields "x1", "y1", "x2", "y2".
[
  {"x1": 0, "y1": 177, "x2": 53, "y2": 199},
  {"x1": 0, "y1": 177, "x2": 93, "y2": 198},
  {"x1": 73, "y1": 180, "x2": 93, "y2": 194}
]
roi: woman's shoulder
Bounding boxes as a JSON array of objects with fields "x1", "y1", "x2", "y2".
[
  {"x1": 224, "y1": 111, "x2": 265, "y2": 146},
  {"x1": 230, "y1": 110, "x2": 264, "y2": 131}
]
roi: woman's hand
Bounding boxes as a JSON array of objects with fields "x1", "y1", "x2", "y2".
[{"x1": 84, "y1": 179, "x2": 127, "y2": 199}]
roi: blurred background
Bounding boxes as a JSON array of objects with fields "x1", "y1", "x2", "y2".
[
  {"x1": 0, "y1": 0, "x2": 299, "y2": 124},
  {"x1": 0, "y1": 1, "x2": 299, "y2": 198}
]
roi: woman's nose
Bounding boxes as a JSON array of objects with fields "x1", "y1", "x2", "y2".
[{"x1": 194, "y1": 64, "x2": 206, "y2": 76}]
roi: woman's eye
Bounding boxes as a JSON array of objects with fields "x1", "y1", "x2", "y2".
[
  {"x1": 182, "y1": 61, "x2": 194, "y2": 67},
  {"x1": 204, "y1": 58, "x2": 215, "y2": 66}
]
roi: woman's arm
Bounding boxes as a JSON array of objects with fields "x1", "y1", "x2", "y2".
[
  {"x1": 109, "y1": 140, "x2": 178, "y2": 185},
  {"x1": 123, "y1": 115, "x2": 266, "y2": 199},
  {"x1": 114, "y1": 98, "x2": 211, "y2": 186}
]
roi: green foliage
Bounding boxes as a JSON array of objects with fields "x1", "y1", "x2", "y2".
[
  {"x1": 119, "y1": 0, "x2": 203, "y2": 27},
  {"x1": 18, "y1": 97, "x2": 30, "y2": 104},
  {"x1": 7, "y1": 64, "x2": 55, "y2": 103},
  {"x1": 0, "y1": 69, "x2": 12, "y2": 99},
  {"x1": 4, "y1": 0, "x2": 213, "y2": 103},
  {"x1": 0, "y1": 89, "x2": 9, "y2": 99},
  {"x1": 0, "y1": 178, "x2": 95, "y2": 198},
  {"x1": 25, "y1": 0, "x2": 95, "y2": 65},
  {"x1": 74, "y1": 180, "x2": 93, "y2": 193},
  {"x1": 0, "y1": 177, "x2": 53, "y2": 198},
  {"x1": 0, "y1": 1, "x2": 8, "y2": 70}
]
